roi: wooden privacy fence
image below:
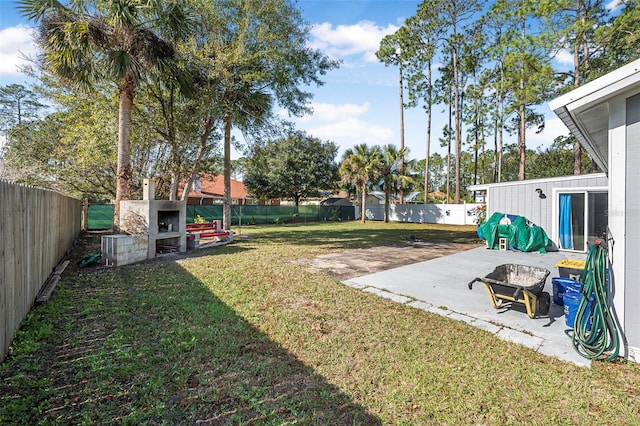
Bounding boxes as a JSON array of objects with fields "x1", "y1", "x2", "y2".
[{"x1": 0, "y1": 180, "x2": 81, "y2": 363}]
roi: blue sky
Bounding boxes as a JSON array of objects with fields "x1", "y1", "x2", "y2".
[{"x1": 0, "y1": 0, "x2": 570, "y2": 160}]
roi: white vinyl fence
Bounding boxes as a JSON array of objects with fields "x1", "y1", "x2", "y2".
[{"x1": 363, "y1": 203, "x2": 483, "y2": 225}]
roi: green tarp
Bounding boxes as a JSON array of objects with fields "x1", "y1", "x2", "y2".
[{"x1": 478, "y1": 212, "x2": 550, "y2": 253}]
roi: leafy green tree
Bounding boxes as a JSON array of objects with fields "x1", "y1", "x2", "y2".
[
  {"x1": 399, "y1": 0, "x2": 443, "y2": 204},
  {"x1": 339, "y1": 144, "x2": 383, "y2": 223},
  {"x1": 435, "y1": 0, "x2": 481, "y2": 203},
  {"x1": 0, "y1": 84, "x2": 45, "y2": 132},
  {"x1": 528, "y1": 136, "x2": 599, "y2": 179},
  {"x1": 230, "y1": 158, "x2": 249, "y2": 182},
  {"x1": 593, "y1": 1, "x2": 640, "y2": 76},
  {"x1": 3, "y1": 87, "x2": 118, "y2": 198},
  {"x1": 376, "y1": 27, "x2": 411, "y2": 161},
  {"x1": 427, "y1": 152, "x2": 449, "y2": 197},
  {"x1": 2, "y1": 114, "x2": 63, "y2": 186},
  {"x1": 488, "y1": 0, "x2": 554, "y2": 181},
  {"x1": 499, "y1": 143, "x2": 537, "y2": 182},
  {"x1": 19, "y1": 0, "x2": 194, "y2": 231},
  {"x1": 243, "y1": 132, "x2": 339, "y2": 206},
  {"x1": 137, "y1": 65, "x2": 222, "y2": 201},
  {"x1": 541, "y1": 0, "x2": 608, "y2": 175},
  {"x1": 186, "y1": 0, "x2": 339, "y2": 230},
  {"x1": 0, "y1": 84, "x2": 47, "y2": 179},
  {"x1": 460, "y1": 20, "x2": 490, "y2": 187},
  {"x1": 479, "y1": 10, "x2": 511, "y2": 183}
]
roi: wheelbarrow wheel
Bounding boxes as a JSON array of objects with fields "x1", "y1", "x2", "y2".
[{"x1": 537, "y1": 291, "x2": 550, "y2": 316}]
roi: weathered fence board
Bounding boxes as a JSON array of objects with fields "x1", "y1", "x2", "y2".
[{"x1": 1, "y1": 181, "x2": 81, "y2": 363}]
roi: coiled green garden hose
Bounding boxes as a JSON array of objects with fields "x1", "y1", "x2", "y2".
[{"x1": 570, "y1": 242, "x2": 621, "y2": 361}]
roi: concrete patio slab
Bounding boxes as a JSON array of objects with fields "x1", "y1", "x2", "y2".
[{"x1": 343, "y1": 246, "x2": 590, "y2": 367}]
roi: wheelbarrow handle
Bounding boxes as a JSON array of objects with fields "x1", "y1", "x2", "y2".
[
  {"x1": 468, "y1": 277, "x2": 481, "y2": 290},
  {"x1": 513, "y1": 287, "x2": 523, "y2": 300}
]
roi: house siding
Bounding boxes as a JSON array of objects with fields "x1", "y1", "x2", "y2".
[
  {"x1": 484, "y1": 175, "x2": 608, "y2": 247},
  {"x1": 625, "y1": 94, "x2": 640, "y2": 349}
]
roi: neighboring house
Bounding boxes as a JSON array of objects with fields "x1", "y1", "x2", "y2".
[
  {"x1": 183, "y1": 173, "x2": 254, "y2": 205},
  {"x1": 367, "y1": 190, "x2": 428, "y2": 204},
  {"x1": 404, "y1": 191, "x2": 421, "y2": 203},
  {"x1": 320, "y1": 196, "x2": 352, "y2": 207},
  {"x1": 277, "y1": 191, "x2": 350, "y2": 206},
  {"x1": 427, "y1": 191, "x2": 450, "y2": 203},
  {"x1": 366, "y1": 191, "x2": 386, "y2": 205},
  {"x1": 472, "y1": 58, "x2": 640, "y2": 362}
]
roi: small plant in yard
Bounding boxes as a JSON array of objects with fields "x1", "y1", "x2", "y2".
[
  {"x1": 475, "y1": 204, "x2": 487, "y2": 225},
  {"x1": 194, "y1": 214, "x2": 206, "y2": 224}
]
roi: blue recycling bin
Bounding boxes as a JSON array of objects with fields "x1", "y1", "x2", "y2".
[{"x1": 552, "y1": 277, "x2": 581, "y2": 306}]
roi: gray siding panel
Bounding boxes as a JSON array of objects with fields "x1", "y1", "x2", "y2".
[
  {"x1": 625, "y1": 94, "x2": 640, "y2": 349},
  {"x1": 486, "y1": 174, "x2": 607, "y2": 248}
]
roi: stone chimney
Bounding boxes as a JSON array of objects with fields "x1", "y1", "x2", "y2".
[{"x1": 143, "y1": 178, "x2": 155, "y2": 201}]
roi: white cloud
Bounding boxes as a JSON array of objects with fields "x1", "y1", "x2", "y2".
[
  {"x1": 308, "y1": 102, "x2": 370, "y2": 121},
  {"x1": 307, "y1": 117, "x2": 393, "y2": 149},
  {"x1": 553, "y1": 49, "x2": 574, "y2": 66},
  {"x1": 309, "y1": 20, "x2": 399, "y2": 62},
  {"x1": 606, "y1": 0, "x2": 623, "y2": 11},
  {"x1": 0, "y1": 25, "x2": 37, "y2": 77},
  {"x1": 528, "y1": 117, "x2": 570, "y2": 149},
  {"x1": 281, "y1": 101, "x2": 393, "y2": 152}
]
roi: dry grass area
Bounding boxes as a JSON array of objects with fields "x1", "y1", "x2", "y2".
[{"x1": 1, "y1": 222, "x2": 639, "y2": 425}]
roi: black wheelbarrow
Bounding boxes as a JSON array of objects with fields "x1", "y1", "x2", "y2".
[{"x1": 468, "y1": 264, "x2": 551, "y2": 319}]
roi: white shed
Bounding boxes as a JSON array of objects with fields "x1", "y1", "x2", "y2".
[{"x1": 549, "y1": 58, "x2": 640, "y2": 363}]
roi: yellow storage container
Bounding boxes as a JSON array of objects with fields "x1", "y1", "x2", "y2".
[{"x1": 555, "y1": 259, "x2": 586, "y2": 281}]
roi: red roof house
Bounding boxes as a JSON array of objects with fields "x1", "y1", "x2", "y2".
[{"x1": 183, "y1": 173, "x2": 253, "y2": 205}]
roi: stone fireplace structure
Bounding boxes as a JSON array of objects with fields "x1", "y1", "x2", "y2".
[{"x1": 102, "y1": 179, "x2": 186, "y2": 266}]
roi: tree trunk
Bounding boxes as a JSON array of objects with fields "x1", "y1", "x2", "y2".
[
  {"x1": 446, "y1": 89, "x2": 452, "y2": 202},
  {"x1": 574, "y1": 140, "x2": 582, "y2": 175},
  {"x1": 453, "y1": 46, "x2": 461, "y2": 204},
  {"x1": 399, "y1": 60, "x2": 405, "y2": 204},
  {"x1": 424, "y1": 59, "x2": 432, "y2": 205},
  {"x1": 518, "y1": 103, "x2": 526, "y2": 181},
  {"x1": 498, "y1": 64, "x2": 505, "y2": 183},
  {"x1": 384, "y1": 179, "x2": 390, "y2": 223},
  {"x1": 166, "y1": 86, "x2": 179, "y2": 201},
  {"x1": 493, "y1": 110, "x2": 499, "y2": 183},
  {"x1": 361, "y1": 184, "x2": 367, "y2": 223},
  {"x1": 223, "y1": 113, "x2": 232, "y2": 231},
  {"x1": 424, "y1": 101, "x2": 431, "y2": 205},
  {"x1": 181, "y1": 117, "x2": 214, "y2": 201},
  {"x1": 114, "y1": 78, "x2": 135, "y2": 233},
  {"x1": 573, "y1": 1, "x2": 583, "y2": 175},
  {"x1": 169, "y1": 171, "x2": 179, "y2": 201},
  {"x1": 518, "y1": 18, "x2": 526, "y2": 181},
  {"x1": 473, "y1": 73, "x2": 479, "y2": 186}
]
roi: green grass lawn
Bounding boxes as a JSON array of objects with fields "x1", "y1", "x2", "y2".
[{"x1": 1, "y1": 222, "x2": 639, "y2": 425}]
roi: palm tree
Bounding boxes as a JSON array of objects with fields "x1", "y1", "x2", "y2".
[
  {"x1": 220, "y1": 83, "x2": 272, "y2": 231},
  {"x1": 380, "y1": 144, "x2": 415, "y2": 223},
  {"x1": 19, "y1": 0, "x2": 192, "y2": 231},
  {"x1": 339, "y1": 144, "x2": 383, "y2": 223}
]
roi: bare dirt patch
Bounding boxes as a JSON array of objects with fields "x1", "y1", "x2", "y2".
[{"x1": 300, "y1": 241, "x2": 481, "y2": 281}]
